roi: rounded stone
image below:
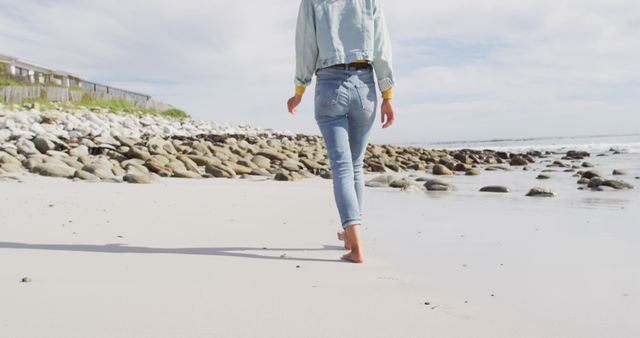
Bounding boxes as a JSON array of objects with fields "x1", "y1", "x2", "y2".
[
  {"x1": 123, "y1": 173, "x2": 160, "y2": 184},
  {"x1": 424, "y1": 179, "x2": 454, "y2": 191},
  {"x1": 390, "y1": 179, "x2": 412, "y2": 188},
  {"x1": 509, "y1": 156, "x2": 528, "y2": 166},
  {"x1": 251, "y1": 155, "x2": 272, "y2": 169},
  {"x1": 32, "y1": 163, "x2": 76, "y2": 178},
  {"x1": 526, "y1": 187, "x2": 556, "y2": 197},
  {"x1": 465, "y1": 169, "x2": 480, "y2": 176},
  {"x1": 601, "y1": 180, "x2": 634, "y2": 190},
  {"x1": 580, "y1": 170, "x2": 603, "y2": 179},
  {"x1": 432, "y1": 164, "x2": 453, "y2": 176},
  {"x1": 479, "y1": 186, "x2": 510, "y2": 193}
]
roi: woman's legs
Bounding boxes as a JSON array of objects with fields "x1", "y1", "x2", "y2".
[
  {"x1": 338, "y1": 78, "x2": 376, "y2": 262},
  {"x1": 316, "y1": 115, "x2": 363, "y2": 229},
  {"x1": 316, "y1": 115, "x2": 364, "y2": 263},
  {"x1": 315, "y1": 67, "x2": 376, "y2": 263}
]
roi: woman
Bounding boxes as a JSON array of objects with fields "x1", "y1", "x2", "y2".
[{"x1": 287, "y1": 0, "x2": 396, "y2": 263}]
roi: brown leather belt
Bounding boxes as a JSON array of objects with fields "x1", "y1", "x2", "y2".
[{"x1": 326, "y1": 62, "x2": 372, "y2": 71}]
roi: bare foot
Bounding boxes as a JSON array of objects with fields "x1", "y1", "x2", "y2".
[
  {"x1": 337, "y1": 230, "x2": 352, "y2": 250},
  {"x1": 341, "y1": 249, "x2": 364, "y2": 263},
  {"x1": 341, "y1": 224, "x2": 364, "y2": 263}
]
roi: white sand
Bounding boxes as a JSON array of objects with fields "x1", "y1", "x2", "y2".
[{"x1": 1, "y1": 154, "x2": 639, "y2": 337}]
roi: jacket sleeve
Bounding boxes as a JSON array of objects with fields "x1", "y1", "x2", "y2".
[
  {"x1": 294, "y1": 0, "x2": 319, "y2": 90},
  {"x1": 372, "y1": 0, "x2": 395, "y2": 93}
]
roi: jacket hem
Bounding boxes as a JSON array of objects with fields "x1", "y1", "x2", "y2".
[{"x1": 316, "y1": 50, "x2": 374, "y2": 69}]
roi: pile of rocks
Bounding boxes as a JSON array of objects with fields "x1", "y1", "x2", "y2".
[
  {"x1": 1, "y1": 105, "x2": 636, "y2": 188},
  {"x1": 576, "y1": 169, "x2": 634, "y2": 191},
  {"x1": 0, "y1": 104, "x2": 543, "y2": 183},
  {"x1": 364, "y1": 148, "x2": 635, "y2": 195}
]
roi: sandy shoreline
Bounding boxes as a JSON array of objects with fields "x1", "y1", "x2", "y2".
[{"x1": 2, "y1": 146, "x2": 639, "y2": 338}]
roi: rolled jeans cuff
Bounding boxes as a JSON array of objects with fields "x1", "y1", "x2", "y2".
[{"x1": 342, "y1": 218, "x2": 362, "y2": 229}]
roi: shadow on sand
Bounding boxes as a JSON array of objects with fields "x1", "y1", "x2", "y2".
[{"x1": 0, "y1": 242, "x2": 346, "y2": 263}]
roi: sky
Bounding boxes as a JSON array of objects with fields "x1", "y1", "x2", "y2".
[{"x1": 1, "y1": 0, "x2": 639, "y2": 145}]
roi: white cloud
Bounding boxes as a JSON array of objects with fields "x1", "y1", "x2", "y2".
[{"x1": 1, "y1": 0, "x2": 638, "y2": 144}]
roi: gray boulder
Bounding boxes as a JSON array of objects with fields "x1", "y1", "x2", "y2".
[{"x1": 33, "y1": 136, "x2": 56, "y2": 154}]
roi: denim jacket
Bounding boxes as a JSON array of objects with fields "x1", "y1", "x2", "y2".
[{"x1": 295, "y1": 0, "x2": 395, "y2": 93}]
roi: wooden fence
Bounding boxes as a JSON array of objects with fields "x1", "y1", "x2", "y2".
[{"x1": 0, "y1": 86, "x2": 172, "y2": 112}]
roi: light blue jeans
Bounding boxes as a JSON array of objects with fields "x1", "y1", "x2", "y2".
[{"x1": 314, "y1": 66, "x2": 378, "y2": 229}]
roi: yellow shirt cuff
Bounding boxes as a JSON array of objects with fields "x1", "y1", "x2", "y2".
[
  {"x1": 295, "y1": 86, "x2": 306, "y2": 96},
  {"x1": 382, "y1": 87, "x2": 393, "y2": 100}
]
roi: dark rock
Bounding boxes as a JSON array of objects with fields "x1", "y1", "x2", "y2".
[
  {"x1": 274, "y1": 172, "x2": 294, "y2": 181},
  {"x1": 496, "y1": 151, "x2": 510, "y2": 160},
  {"x1": 20, "y1": 277, "x2": 31, "y2": 283},
  {"x1": 566, "y1": 150, "x2": 590, "y2": 158},
  {"x1": 576, "y1": 177, "x2": 590, "y2": 185},
  {"x1": 581, "y1": 162, "x2": 594, "y2": 168},
  {"x1": 536, "y1": 174, "x2": 551, "y2": 180},
  {"x1": 424, "y1": 179, "x2": 453, "y2": 191},
  {"x1": 485, "y1": 166, "x2": 510, "y2": 171},
  {"x1": 612, "y1": 169, "x2": 626, "y2": 176},
  {"x1": 33, "y1": 136, "x2": 56, "y2": 154},
  {"x1": 319, "y1": 170, "x2": 332, "y2": 179},
  {"x1": 453, "y1": 163, "x2": 468, "y2": 172},
  {"x1": 601, "y1": 180, "x2": 634, "y2": 190},
  {"x1": 552, "y1": 160, "x2": 567, "y2": 167},
  {"x1": 587, "y1": 177, "x2": 605, "y2": 188},
  {"x1": 509, "y1": 156, "x2": 528, "y2": 166},
  {"x1": 479, "y1": 185, "x2": 510, "y2": 193},
  {"x1": 390, "y1": 179, "x2": 412, "y2": 189},
  {"x1": 580, "y1": 170, "x2": 603, "y2": 179},
  {"x1": 526, "y1": 187, "x2": 556, "y2": 197},
  {"x1": 173, "y1": 170, "x2": 201, "y2": 178},
  {"x1": 465, "y1": 169, "x2": 480, "y2": 176}
]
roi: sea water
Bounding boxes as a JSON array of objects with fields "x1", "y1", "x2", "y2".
[{"x1": 399, "y1": 133, "x2": 640, "y2": 155}]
